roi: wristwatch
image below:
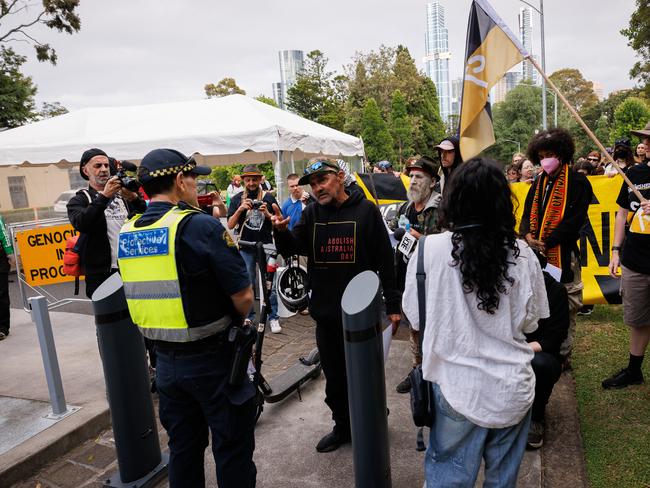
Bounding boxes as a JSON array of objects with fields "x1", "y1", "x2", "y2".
[{"x1": 611, "y1": 245, "x2": 621, "y2": 251}]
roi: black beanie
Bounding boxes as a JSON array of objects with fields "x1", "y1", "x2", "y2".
[{"x1": 79, "y1": 148, "x2": 108, "y2": 180}]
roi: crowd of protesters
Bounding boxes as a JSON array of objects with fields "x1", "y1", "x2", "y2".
[{"x1": 0, "y1": 119, "x2": 641, "y2": 487}]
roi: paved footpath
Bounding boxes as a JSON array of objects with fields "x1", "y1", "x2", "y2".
[{"x1": 1, "y1": 306, "x2": 587, "y2": 487}]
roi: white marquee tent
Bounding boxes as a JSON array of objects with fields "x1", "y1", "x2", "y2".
[{"x1": 0, "y1": 94, "x2": 365, "y2": 199}]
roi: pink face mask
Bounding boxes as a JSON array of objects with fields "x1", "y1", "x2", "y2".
[{"x1": 540, "y1": 157, "x2": 561, "y2": 174}]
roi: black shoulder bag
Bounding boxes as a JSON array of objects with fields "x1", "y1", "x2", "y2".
[{"x1": 408, "y1": 236, "x2": 434, "y2": 428}]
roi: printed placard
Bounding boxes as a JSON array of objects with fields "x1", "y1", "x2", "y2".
[{"x1": 15, "y1": 224, "x2": 78, "y2": 286}]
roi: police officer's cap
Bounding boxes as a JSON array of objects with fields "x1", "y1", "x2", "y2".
[{"x1": 138, "y1": 149, "x2": 211, "y2": 184}]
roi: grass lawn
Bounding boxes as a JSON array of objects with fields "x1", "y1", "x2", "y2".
[{"x1": 573, "y1": 305, "x2": 650, "y2": 488}]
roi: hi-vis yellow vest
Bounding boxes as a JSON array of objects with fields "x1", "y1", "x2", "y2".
[{"x1": 118, "y1": 207, "x2": 230, "y2": 342}]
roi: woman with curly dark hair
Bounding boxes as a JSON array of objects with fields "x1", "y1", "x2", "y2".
[{"x1": 403, "y1": 159, "x2": 549, "y2": 488}]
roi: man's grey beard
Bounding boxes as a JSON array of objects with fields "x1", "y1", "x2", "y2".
[
  {"x1": 92, "y1": 174, "x2": 110, "y2": 188},
  {"x1": 408, "y1": 184, "x2": 431, "y2": 204}
]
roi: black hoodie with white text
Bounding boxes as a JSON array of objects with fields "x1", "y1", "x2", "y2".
[{"x1": 274, "y1": 190, "x2": 400, "y2": 325}]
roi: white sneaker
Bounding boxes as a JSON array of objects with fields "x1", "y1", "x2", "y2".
[{"x1": 269, "y1": 319, "x2": 282, "y2": 334}]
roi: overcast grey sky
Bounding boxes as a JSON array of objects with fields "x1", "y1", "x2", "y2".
[{"x1": 12, "y1": 0, "x2": 639, "y2": 111}]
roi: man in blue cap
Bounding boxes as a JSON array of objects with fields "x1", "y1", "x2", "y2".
[
  {"x1": 272, "y1": 158, "x2": 401, "y2": 452},
  {"x1": 117, "y1": 149, "x2": 256, "y2": 487}
]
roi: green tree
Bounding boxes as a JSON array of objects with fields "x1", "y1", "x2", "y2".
[
  {"x1": 361, "y1": 98, "x2": 394, "y2": 162},
  {"x1": 410, "y1": 78, "x2": 446, "y2": 157},
  {"x1": 549, "y1": 69, "x2": 599, "y2": 113},
  {"x1": 0, "y1": 47, "x2": 37, "y2": 128},
  {"x1": 594, "y1": 114, "x2": 611, "y2": 148},
  {"x1": 343, "y1": 61, "x2": 369, "y2": 135},
  {"x1": 622, "y1": 0, "x2": 650, "y2": 95},
  {"x1": 204, "y1": 77, "x2": 246, "y2": 98},
  {"x1": 612, "y1": 97, "x2": 650, "y2": 142},
  {"x1": 0, "y1": 0, "x2": 81, "y2": 64},
  {"x1": 38, "y1": 101, "x2": 68, "y2": 119},
  {"x1": 568, "y1": 88, "x2": 647, "y2": 157},
  {"x1": 488, "y1": 81, "x2": 543, "y2": 162},
  {"x1": 286, "y1": 50, "x2": 346, "y2": 131},
  {"x1": 208, "y1": 162, "x2": 275, "y2": 192},
  {"x1": 343, "y1": 45, "x2": 445, "y2": 155},
  {"x1": 255, "y1": 95, "x2": 278, "y2": 107},
  {"x1": 287, "y1": 50, "x2": 331, "y2": 120},
  {"x1": 346, "y1": 46, "x2": 397, "y2": 120},
  {"x1": 389, "y1": 90, "x2": 414, "y2": 165}
]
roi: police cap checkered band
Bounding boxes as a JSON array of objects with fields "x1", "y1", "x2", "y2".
[{"x1": 138, "y1": 149, "x2": 210, "y2": 183}]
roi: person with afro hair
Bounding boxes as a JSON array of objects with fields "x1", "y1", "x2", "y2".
[{"x1": 519, "y1": 128, "x2": 593, "y2": 367}]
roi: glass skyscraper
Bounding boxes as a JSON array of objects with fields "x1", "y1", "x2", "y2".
[
  {"x1": 273, "y1": 50, "x2": 304, "y2": 110},
  {"x1": 519, "y1": 7, "x2": 538, "y2": 85},
  {"x1": 425, "y1": 2, "x2": 452, "y2": 123}
]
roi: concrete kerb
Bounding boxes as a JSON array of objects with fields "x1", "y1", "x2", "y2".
[
  {"x1": 0, "y1": 308, "x2": 110, "y2": 485},
  {"x1": 0, "y1": 403, "x2": 110, "y2": 486}
]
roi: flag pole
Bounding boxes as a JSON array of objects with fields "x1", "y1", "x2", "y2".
[{"x1": 527, "y1": 56, "x2": 646, "y2": 202}]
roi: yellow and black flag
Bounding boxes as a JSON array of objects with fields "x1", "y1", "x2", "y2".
[{"x1": 459, "y1": 0, "x2": 528, "y2": 159}]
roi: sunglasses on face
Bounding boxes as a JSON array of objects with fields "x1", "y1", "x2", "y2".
[
  {"x1": 303, "y1": 160, "x2": 339, "y2": 175},
  {"x1": 587, "y1": 157, "x2": 599, "y2": 162}
]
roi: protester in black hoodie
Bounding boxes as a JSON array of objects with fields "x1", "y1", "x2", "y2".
[
  {"x1": 435, "y1": 135, "x2": 463, "y2": 194},
  {"x1": 272, "y1": 158, "x2": 401, "y2": 453}
]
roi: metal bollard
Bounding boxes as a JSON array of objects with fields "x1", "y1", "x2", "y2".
[
  {"x1": 29, "y1": 296, "x2": 71, "y2": 418},
  {"x1": 92, "y1": 273, "x2": 167, "y2": 488},
  {"x1": 341, "y1": 270, "x2": 391, "y2": 488}
]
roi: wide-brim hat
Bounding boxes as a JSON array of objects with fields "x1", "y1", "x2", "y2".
[
  {"x1": 631, "y1": 121, "x2": 650, "y2": 138},
  {"x1": 138, "y1": 149, "x2": 211, "y2": 184},
  {"x1": 241, "y1": 165, "x2": 263, "y2": 177},
  {"x1": 298, "y1": 159, "x2": 341, "y2": 185}
]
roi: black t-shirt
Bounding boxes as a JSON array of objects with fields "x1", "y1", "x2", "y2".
[
  {"x1": 405, "y1": 204, "x2": 425, "y2": 234},
  {"x1": 227, "y1": 190, "x2": 278, "y2": 244},
  {"x1": 616, "y1": 163, "x2": 650, "y2": 274}
]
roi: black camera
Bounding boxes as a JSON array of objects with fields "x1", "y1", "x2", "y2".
[
  {"x1": 109, "y1": 158, "x2": 141, "y2": 193},
  {"x1": 251, "y1": 199, "x2": 264, "y2": 209},
  {"x1": 115, "y1": 169, "x2": 141, "y2": 193}
]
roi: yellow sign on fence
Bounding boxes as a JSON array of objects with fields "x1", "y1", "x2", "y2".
[
  {"x1": 512, "y1": 175, "x2": 622, "y2": 305},
  {"x1": 15, "y1": 224, "x2": 78, "y2": 286}
]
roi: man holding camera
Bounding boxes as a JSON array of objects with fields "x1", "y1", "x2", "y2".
[
  {"x1": 118, "y1": 148, "x2": 256, "y2": 487},
  {"x1": 67, "y1": 148, "x2": 146, "y2": 298},
  {"x1": 227, "y1": 165, "x2": 282, "y2": 332}
]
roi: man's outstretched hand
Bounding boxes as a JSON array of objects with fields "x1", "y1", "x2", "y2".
[{"x1": 271, "y1": 205, "x2": 290, "y2": 232}]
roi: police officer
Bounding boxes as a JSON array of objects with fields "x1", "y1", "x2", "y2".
[{"x1": 117, "y1": 149, "x2": 256, "y2": 488}]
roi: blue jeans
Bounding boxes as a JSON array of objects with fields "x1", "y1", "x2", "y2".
[
  {"x1": 240, "y1": 249, "x2": 278, "y2": 321},
  {"x1": 425, "y1": 383, "x2": 531, "y2": 488},
  {"x1": 156, "y1": 346, "x2": 257, "y2": 488}
]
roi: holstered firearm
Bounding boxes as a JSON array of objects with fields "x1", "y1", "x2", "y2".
[{"x1": 228, "y1": 323, "x2": 257, "y2": 386}]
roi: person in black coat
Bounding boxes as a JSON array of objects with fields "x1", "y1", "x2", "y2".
[
  {"x1": 520, "y1": 128, "x2": 592, "y2": 361},
  {"x1": 525, "y1": 251, "x2": 570, "y2": 449},
  {"x1": 67, "y1": 148, "x2": 146, "y2": 298},
  {"x1": 272, "y1": 158, "x2": 400, "y2": 453}
]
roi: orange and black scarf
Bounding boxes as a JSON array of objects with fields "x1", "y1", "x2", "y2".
[{"x1": 529, "y1": 164, "x2": 570, "y2": 268}]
